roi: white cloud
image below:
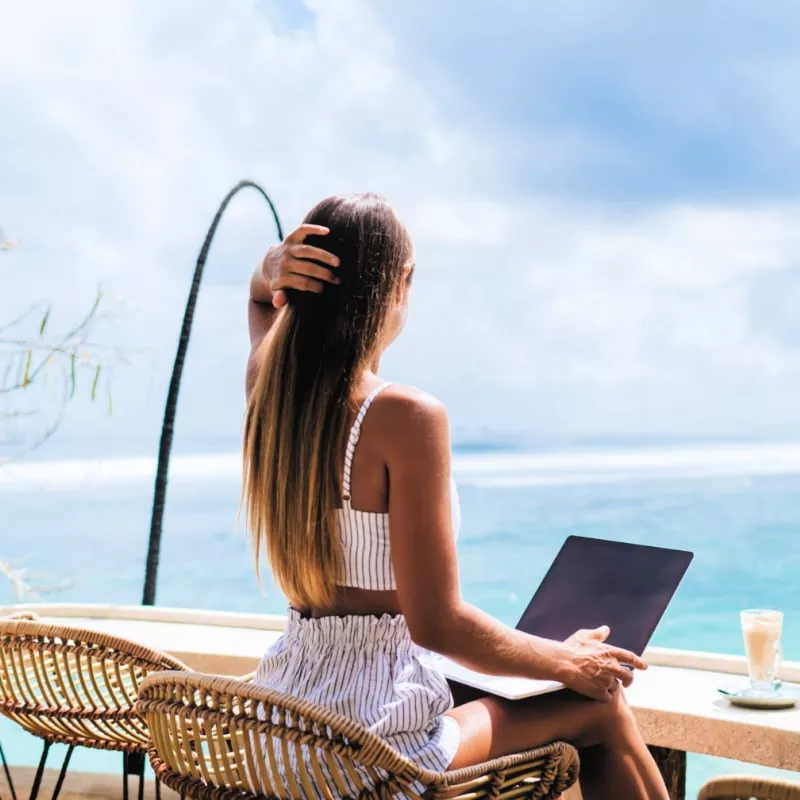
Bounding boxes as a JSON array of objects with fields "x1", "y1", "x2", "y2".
[
  {"x1": 2, "y1": 0, "x2": 800, "y2": 453},
  {"x1": 397, "y1": 199, "x2": 800, "y2": 438}
]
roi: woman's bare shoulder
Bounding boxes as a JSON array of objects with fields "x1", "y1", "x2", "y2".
[{"x1": 368, "y1": 384, "x2": 450, "y2": 454}]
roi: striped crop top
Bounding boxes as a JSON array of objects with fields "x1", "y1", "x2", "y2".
[{"x1": 337, "y1": 383, "x2": 461, "y2": 590}]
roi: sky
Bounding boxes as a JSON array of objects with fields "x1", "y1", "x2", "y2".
[{"x1": 2, "y1": 0, "x2": 800, "y2": 458}]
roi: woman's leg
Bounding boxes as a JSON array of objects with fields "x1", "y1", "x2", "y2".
[{"x1": 446, "y1": 684, "x2": 668, "y2": 800}]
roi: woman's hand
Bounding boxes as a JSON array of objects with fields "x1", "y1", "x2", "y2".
[
  {"x1": 259, "y1": 224, "x2": 341, "y2": 309},
  {"x1": 558, "y1": 626, "x2": 647, "y2": 702}
]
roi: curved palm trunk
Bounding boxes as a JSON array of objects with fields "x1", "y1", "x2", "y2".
[{"x1": 141, "y1": 180, "x2": 284, "y2": 606}]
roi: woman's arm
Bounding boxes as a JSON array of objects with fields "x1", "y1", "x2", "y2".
[
  {"x1": 382, "y1": 389, "x2": 646, "y2": 702},
  {"x1": 247, "y1": 224, "x2": 340, "y2": 395}
]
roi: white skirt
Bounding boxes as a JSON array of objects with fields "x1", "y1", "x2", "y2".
[{"x1": 253, "y1": 609, "x2": 461, "y2": 798}]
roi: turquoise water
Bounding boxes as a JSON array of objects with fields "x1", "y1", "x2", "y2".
[{"x1": 2, "y1": 444, "x2": 800, "y2": 794}]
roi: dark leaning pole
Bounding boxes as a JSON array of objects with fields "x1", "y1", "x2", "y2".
[{"x1": 141, "y1": 180, "x2": 284, "y2": 606}]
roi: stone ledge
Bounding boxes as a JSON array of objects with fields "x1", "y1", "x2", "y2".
[{"x1": 3, "y1": 603, "x2": 799, "y2": 774}]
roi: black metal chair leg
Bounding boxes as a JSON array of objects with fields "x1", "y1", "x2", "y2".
[
  {"x1": 28, "y1": 741, "x2": 50, "y2": 800},
  {"x1": 48, "y1": 745, "x2": 74, "y2": 800},
  {"x1": 0, "y1": 739, "x2": 18, "y2": 800},
  {"x1": 123, "y1": 753, "x2": 146, "y2": 800},
  {"x1": 154, "y1": 772, "x2": 161, "y2": 800}
]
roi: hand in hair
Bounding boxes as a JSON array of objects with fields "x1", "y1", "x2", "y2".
[
  {"x1": 253, "y1": 223, "x2": 341, "y2": 310},
  {"x1": 247, "y1": 223, "x2": 341, "y2": 389}
]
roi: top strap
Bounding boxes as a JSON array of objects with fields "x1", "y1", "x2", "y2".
[{"x1": 342, "y1": 382, "x2": 393, "y2": 499}]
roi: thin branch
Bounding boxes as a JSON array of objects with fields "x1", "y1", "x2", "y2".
[
  {"x1": 0, "y1": 289, "x2": 113, "y2": 397},
  {"x1": 10, "y1": 292, "x2": 104, "y2": 389},
  {"x1": 0, "y1": 365, "x2": 71, "y2": 463},
  {"x1": 1, "y1": 286, "x2": 123, "y2": 463},
  {"x1": 0, "y1": 302, "x2": 47, "y2": 335},
  {"x1": 0, "y1": 560, "x2": 39, "y2": 600},
  {"x1": 0, "y1": 338, "x2": 117, "y2": 352},
  {"x1": 1, "y1": 409, "x2": 37, "y2": 419}
]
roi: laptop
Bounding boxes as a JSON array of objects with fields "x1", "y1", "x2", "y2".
[{"x1": 436, "y1": 535, "x2": 693, "y2": 700}]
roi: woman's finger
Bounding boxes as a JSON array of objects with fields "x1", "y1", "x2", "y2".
[
  {"x1": 272, "y1": 273, "x2": 325, "y2": 294},
  {"x1": 607, "y1": 647, "x2": 647, "y2": 671},
  {"x1": 286, "y1": 224, "x2": 330, "y2": 244},
  {"x1": 272, "y1": 289, "x2": 287, "y2": 309},
  {"x1": 606, "y1": 663, "x2": 634, "y2": 687},
  {"x1": 288, "y1": 243, "x2": 340, "y2": 268},
  {"x1": 587, "y1": 626, "x2": 610, "y2": 642},
  {"x1": 282, "y1": 258, "x2": 340, "y2": 284}
]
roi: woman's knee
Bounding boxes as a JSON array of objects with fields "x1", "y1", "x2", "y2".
[{"x1": 590, "y1": 688, "x2": 636, "y2": 740}]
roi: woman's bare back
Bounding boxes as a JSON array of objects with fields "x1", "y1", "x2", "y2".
[{"x1": 310, "y1": 378, "x2": 415, "y2": 619}]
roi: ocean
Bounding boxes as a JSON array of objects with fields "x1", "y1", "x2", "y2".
[{"x1": 2, "y1": 440, "x2": 800, "y2": 794}]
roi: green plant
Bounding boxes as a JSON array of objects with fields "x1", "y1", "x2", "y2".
[{"x1": 1, "y1": 225, "x2": 120, "y2": 597}]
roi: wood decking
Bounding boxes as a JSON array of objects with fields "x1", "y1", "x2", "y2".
[{"x1": 5, "y1": 767, "x2": 180, "y2": 799}]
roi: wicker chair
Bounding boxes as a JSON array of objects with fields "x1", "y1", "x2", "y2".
[
  {"x1": 0, "y1": 618, "x2": 189, "y2": 800},
  {"x1": 1, "y1": 610, "x2": 43, "y2": 799},
  {"x1": 137, "y1": 671, "x2": 580, "y2": 800},
  {"x1": 698, "y1": 776, "x2": 800, "y2": 800}
]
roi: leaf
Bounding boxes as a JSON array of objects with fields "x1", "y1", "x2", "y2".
[
  {"x1": 22, "y1": 350, "x2": 32, "y2": 387},
  {"x1": 107, "y1": 384, "x2": 113, "y2": 415},
  {"x1": 39, "y1": 306, "x2": 51, "y2": 336},
  {"x1": 91, "y1": 364, "x2": 101, "y2": 401},
  {"x1": 70, "y1": 354, "x2": 76, "y2": 398}
]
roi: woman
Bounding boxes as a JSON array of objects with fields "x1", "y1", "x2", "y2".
[{"x1": 243, "y1": 193, "x2": 669, "y2": 800}]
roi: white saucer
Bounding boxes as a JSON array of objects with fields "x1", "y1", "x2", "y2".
[{"x1": 717, "y1": 685, "x2": 800, "y2": 710}]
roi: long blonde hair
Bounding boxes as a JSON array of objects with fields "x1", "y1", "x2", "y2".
[{"x1": 242, "y1": 194, "x2": 413, "y2": 609}]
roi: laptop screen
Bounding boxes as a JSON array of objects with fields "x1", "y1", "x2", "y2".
[{"x1": 516, "y1": 536, "x2": 693, "y2": 655}]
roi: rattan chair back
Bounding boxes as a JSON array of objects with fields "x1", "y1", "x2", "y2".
[
  {"x1": 137, "y1": 671, "x2": 579, "y2": 800},
  {"x1": 698, "y1": 776, "x2": 800, "y2": 800},
  {"x1": 0, "y1": 618, "x2": 188, "y2": 753}
]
